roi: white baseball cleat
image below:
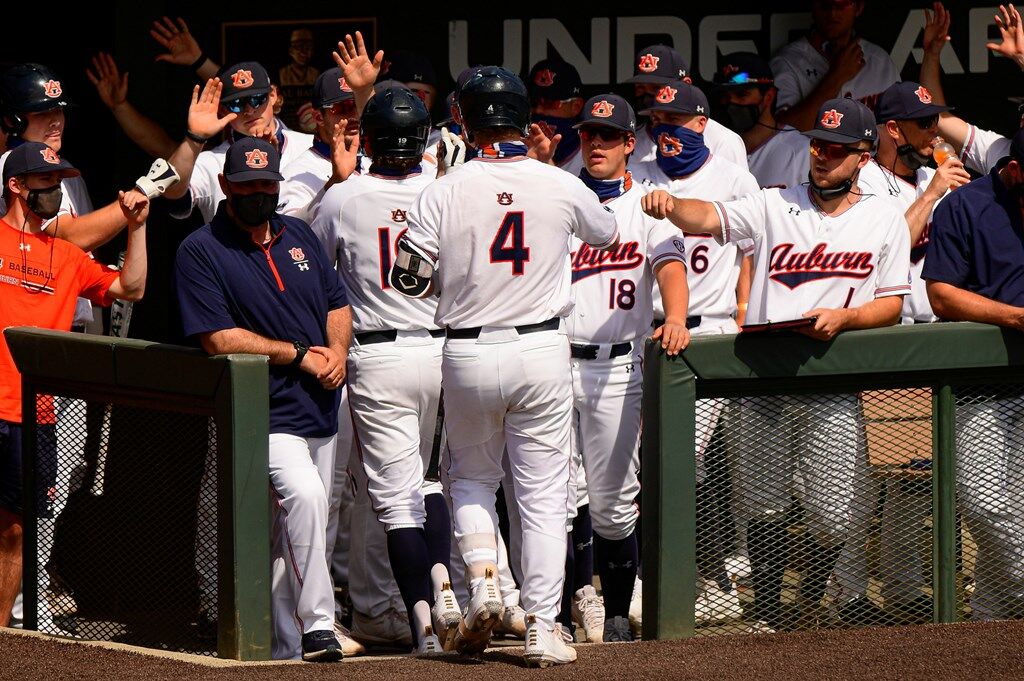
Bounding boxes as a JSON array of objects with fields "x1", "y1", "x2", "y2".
[
  {"x1": 725, "y1": 554, "x2": 752, "y2": 581},
  {"x1": 431, "y1": 581, "x2": 464, "y2": 651},
  {"x1": 333, "y1": 621, "x2": 366, "y2": 656},
  {"x1": 494, "y1": 603, "x2": 527, "y2": 639},
  {"x1": 628, "y1": 576, "x2": 643, "y2": 637},
  {"x1": 695, "y1": 580, "x2": 744, "y2": 625},
  {"x1": 571, "y1": 585, "x2": 605, "y2": 643},
  {"x1": 454, "y1": 567, "x2": 503, "y2": 655},
  {"x1": 524, "y1": 614, "x2": 577, "y2": 668},
  {"x1": 415, "y1": 625, "x2": 449, "y2": 657}
]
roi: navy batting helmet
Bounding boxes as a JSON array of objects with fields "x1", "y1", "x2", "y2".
[
  {"x1": 0, "y1": 63, "x2": 70, "y2": 135},
  {"x1": 360, "y1": 85, "x2": 431, "y2": 161},
  {"x1": 457, "y1": 66, "x2": 530, "y2": 138}
]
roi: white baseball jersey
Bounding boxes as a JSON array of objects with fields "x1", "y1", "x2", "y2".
[
  {"x1": 857, "y1": 159, "x2": 942, "y2": 324},
  {"x1": 636, "y1": 154, "x2": 760, "y2": 320},
  {"x1": 403, "y1": 153, "x2": 618, "y2": 328},
  {"x1": 770, "y1": 37, "x2": 899, "y2": 114},
  {"x1": 634, "y1": 118, "x2": 749, "y2": 169},
  {"x1": 173, "y1": 127, "x2": 314, "y2": 224},
  {"x1": 311, "y1": 167, "x2": 438, "y2": 332},
  {"x1": 278, "y1": 144, "x2": 332, "y2": 222},
  {"x1": 567, "y1": 180, "x2": 686, "y2": 343},
  {"x1": 747, "y1": 126, "x2": 811, "y2": 190},
  {"x1": 714, "y1": 186, "x2": 911, "y2": 324},
  {"x1": 959, "y1": 124, "x2": 1011, "y2": 175}
]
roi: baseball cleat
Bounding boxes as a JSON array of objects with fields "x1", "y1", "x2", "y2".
[
  {"x1": 695, "y1": 580, "x2": 744, "y2": 625},
  {"x1": 333, "y1": 621, "x2": 366, "y2": 656},
  {"x1": 494, "y1": 603, "x2": 527, "y2": 639},
  {"x1": 571, "y1": 585, "x2": 605, "y2": 643},
  {"x1": 301, "y1": 629, "x2": 343, "y2": 662},
  {"x1": 415, "y1": 625, "x2": 449, "y2": 657},
  {"x1": 431, "y1": 581, "x2": 464, "y2": 650},
  {"x1": 524, "y1": 614, "x2": 577, "y2": 668},
  {"x1": 351, "y1": 608, "x2": 414, "y2": 648},
  {"x1": 454, "y1": 567, "x2": 503, "y2": 655}
]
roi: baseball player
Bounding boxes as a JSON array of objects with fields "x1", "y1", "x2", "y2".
[
  {"x1": 567, "y1": 93, "x2": 690, "y2": 641},
  {"x1": 713, "y1": 52, "x2": 811, "y2": 190},
  {"x1": 311, "y1": 85, "x2": 459, "y2": 656},
  {"x1": 770, "y1": 0, "x2": 898, "y2": 131},
  {"x1": 622, "y1": 45, "x2": 748, "y2": 170},
  {"x1": 924, "y1": 127, "x2": 1024, "y2": 622},
  {"x1": 527, "y1": 58, "x2": 585, "y2": 175},
  {"x1": 642, "y1": 97, "x2": 910, "y2": 631},
  {"x1": 379, "y1": 50, "x2": 440, "y2": 147},
  {"x1": 393, "y1": 66, "x2": 618, "y2": 666}
]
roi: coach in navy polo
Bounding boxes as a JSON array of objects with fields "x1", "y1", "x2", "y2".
[
  {"x1": 924, "y1": 127, "x2": 1024, "y2": 622},
  {"x1": 174, "y1": 137, "x2": 351, "y2": 662}
]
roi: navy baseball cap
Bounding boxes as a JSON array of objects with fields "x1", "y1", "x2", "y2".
[
  {"x1": 875, "y1": 81, "x2": 952, "y2": 123},
  {"x1": 573, "y1": 94, "x2": 636, "y2": 133},
  {"x1": 219, "y1": 62, "x2": 272, "y2": 102},
  {"x1": 3, "y1": 141, "x2": 79, "y2": 185},
  {"x1": 804, "y1": 98, "x2": 877, "y2": 144},
  {"x1": 527, "y1": 58, "x2": 583, "y2": 102},
  {"x1": 623, "y1": 45, "x2": 689, "y2": 84},
  {"x1": 223, "y1": 137, "x2": 283, "y2": 182},
  {"x1": 637, "y1": 81, "x2": 709, "y2": 117},
  {"x1": 312, "y1": 67, "x2": 354, "y2": 108},
  {"x1": 714, "y1": 52, "x2": 774, "y2": 88},
  {"x1": 383, "y1": 50, "x2": 437, "y2": 87}
]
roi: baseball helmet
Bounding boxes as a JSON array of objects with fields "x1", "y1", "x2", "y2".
[
  {"x1": 457, "y1": 66, "x2": 530, "y2": 137},
  {"x1": 0, "y1": 63, "x2": 70, "y2": 135},
  {"x1": 360, "y1": 85, "x2": 431, "y2": 161}
]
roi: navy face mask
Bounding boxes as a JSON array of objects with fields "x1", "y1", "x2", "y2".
[
  {"x1": 652, "y1": 124, "x2": 710, "y2": 178},
  {"x1": 532, "y1": 113, "x2": 581, "y2": 166}
]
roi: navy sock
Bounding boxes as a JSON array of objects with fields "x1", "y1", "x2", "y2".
[
  {"x1": 572, "y1": 504, "x2": 594, "y2": 592},
  {"x1": 594, "y1": 530, "x2": 638, "y2": 619},
  {"x1": 423, "y1": 493, "x2": 451, "y2": 574},
  {"x1": 385, "y1": 527, "x2": 432, "y2": 644},
  {"x1": 557, "y1": 530, "x2": 574, "y2": 631}
]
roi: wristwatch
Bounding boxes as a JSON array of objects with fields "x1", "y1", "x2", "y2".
[{"x1": 290, "y1": 340, "x2": 309, "y2": 367}]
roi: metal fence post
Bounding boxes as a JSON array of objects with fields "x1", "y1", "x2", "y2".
[
  {"x1": 20, "y1": 378, "x2": 38, "y2": 632},
  {"x1": 933, "y1": 383, "x2": 957, "y2": 623}
]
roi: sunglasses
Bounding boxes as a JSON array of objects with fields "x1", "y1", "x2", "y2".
[
  {"x1": 579, "y1": 127, "x2": 630, "y2": 143},
  {"x1": 909, "y1": 114, "x2": 939, "y2": 130},
  {"x1": 323, "y1": 101, "x2": 358, "y2": 118},
  {"x1": 809, "y1": 139, "x2": 865, "y2": 161},
  {"x1": 224, "y1": 93, "x2": 269, "y2": 114}
]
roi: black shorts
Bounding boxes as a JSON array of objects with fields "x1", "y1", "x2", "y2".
[{"x1": 0, "y1": 419, "x2": 57, "y2": 517}]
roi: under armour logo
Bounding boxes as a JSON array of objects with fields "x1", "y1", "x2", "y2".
[
  {"x1": 18, "y1": 242, "x2": 30, "y2": 252},
  {"x1": 297, "y1": 262, "x2": 310, "y2": 271},
  {"x1": 788, "y1": 207, "x2": 801, "y2": 216},
  {"x1": 806, "y1": 68, "x2": 819, "y2": 78}
]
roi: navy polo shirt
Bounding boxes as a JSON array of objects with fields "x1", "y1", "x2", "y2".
[
  {"x1": 175, "y1": 203, "x2": 348, "y2": 438},
  {"x1": 923, "y1": 168, "x2": 1024, "y2": 307}
]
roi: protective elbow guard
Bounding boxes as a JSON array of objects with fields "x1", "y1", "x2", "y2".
[{"x1": 390, "y1": 238, "x2": 435, "y2": 297}]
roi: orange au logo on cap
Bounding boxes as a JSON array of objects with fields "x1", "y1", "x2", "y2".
[
  {"x1": 244, "y1": 149, "x2": 269, "y2": 169},
  {"x1": 534, "y1": 69, "x2": 556, "y2": 87},
  {"x1": 655, "y1": 86, "x2": 677, "y2": 104},
  {"x1": 339, "y1": 77, "x2": 352, "y2": 93},
  {"x1": 820, "y1": 109, "x2": 844, "y2": 129},
  {"x1": 915, "y1": 86, "x2": 933, "y2": 104},
  {"x1": 638, "y1": 53, "x2": 660, "y2": 73},
  {"x1": 658, "y1": 133, "x2": 684, "y2": 157},
  {"x1": 43, "y1": 80, "x2": 62, "y2": 98},
  {"x1": 722, "y1": 64, "x2": 739, "y2": 76},
  {"x1": 231, "y1": 69, "x2": 254, "y2": 89},
  {"x1": 40, "y1": 148, "x2": 60, "y2": 164},
  {"x1": 591, "y1": 100, "x2": 615, "y2": 117}
]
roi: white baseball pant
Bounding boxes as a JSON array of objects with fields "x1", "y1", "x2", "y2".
[{"x1": 327, "y1": 386, "x2": 355, "y2": 589}]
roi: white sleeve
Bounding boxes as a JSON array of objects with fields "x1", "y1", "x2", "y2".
[
  {"x1": 308, "y1": 184, "x2": 344, "y2": 267},
  {"x1": 712, "y1": 190, "x2": 768, "y2": 246},
  {"x1": 646, "y1": 216, "x2": 687, "y2": 270},
  {"x1": 172, "y1": 152, "x2": 218, "y2": 220},
  {"x1": 960, "y1": 124, "x2": 1010, "y2": 175},
  {"x1": 404, "y1": 183, "x2": 444, "y2": 267},
  {"x1": 278, "y1": 171, "x2": 324, "y2": 222},
  {"x1": 874, "y1": 212, "x2": 912, "y2": 299},
  {"x1": 566, "y1": 178, "x2": 619, "y2": 247},
  {"x1": 769, "y1": 53, "x2": 802, "y2": 111}
]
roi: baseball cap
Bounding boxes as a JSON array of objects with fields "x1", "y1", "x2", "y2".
[
  {"x1": 382, "y1": 50, "x2": 437, "y2": 87},
  {"x1": 219, "y1": 62, "x2": 272, "y2": 103},
  {"x1": 222, "y1": 137, "x2": 284, "y2": 182},
  {"x1": 3, "y1": 141, "x2": 79, "y2": 185},
  {"x1": 623, "y1": 45, "x2": 689, "y2": 84},
  {"x1": 803, "y1": 98, "x2": 877, "y2": 144},
  {"x1": 312, "y1": 67, "x2": 354, "y2": 108},
  {"x1": 713, "y1": 52, "x2": 774, "y2": 88},
  {"x1": 875, "y1": 81, "x2": 952, "y2": 123},
  {"x1": 637, "y1": 81, "x2": 709, "y2": 117},
  {"x1": 527, "y1": 58, "x2": 583, "y2": 102},
  {"x1": 572, "y1": 94, "x2": 636, "y2": 133}
]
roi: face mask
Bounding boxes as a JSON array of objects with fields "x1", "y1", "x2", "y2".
[
  {"x1": 652, "y1": 124, "x2": 711, "y2": 178},
  {"x1": 719, "y1": 103, "x2": 762, "y2": 135},
  {"x1": 24, "y1": 183, "x2": 63, "y2": 220},
  {"x1": 807, "y1": 169, "x2": 858, "y2": 200},
  {"x1": 532, "y1": 113, "x2": 581, "y2": 165},
  {"x1": 894, "y1": 125, "x2": 930, "y2": 171},
  {"x1": 229, "y1": 191, "x2": 279, "y2": 227}
]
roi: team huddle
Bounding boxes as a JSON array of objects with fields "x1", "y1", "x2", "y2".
[{"x1": 4, "y1": 0, "x2": 1024, "y2": 668}]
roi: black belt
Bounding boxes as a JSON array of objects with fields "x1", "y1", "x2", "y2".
[
  {"x1": 356, "y1": 328, "x2": 445, "y2": 345},
  {"x1": 446, "y1": 316, "x2": 560, "y2": 339},
  {"x1": 652, "y1": 315, "x2": 702, "y2": 329},
  {"x1": 570, "y1": 341, "x2": 633, "y2": 360}
]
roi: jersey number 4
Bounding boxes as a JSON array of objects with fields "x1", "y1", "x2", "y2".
[{"x1": 490, "y1": 211, "x2": 530, "y2": 276}]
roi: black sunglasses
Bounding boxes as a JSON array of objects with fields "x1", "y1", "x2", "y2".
[
  {"x1": 224, "y1": 93, "x2": 269, "y2": 114},
  {"x1": 909, "y1": 114, "x2": 939, "y2": 130}
]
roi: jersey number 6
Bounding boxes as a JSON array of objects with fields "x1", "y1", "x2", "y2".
[{"x1": 489, "y1": 211, "x2": 530, "y2": 275}]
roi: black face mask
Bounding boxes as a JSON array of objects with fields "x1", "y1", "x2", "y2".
[
  {"x1": 807, "y1": 170, "x2": 857, "y2": 201},
  {"x1": 719, "y1": 103, "x2": 762, "y2": 135},
  {"x1": 896, "y1": 143, "x2": 931, "y2": 171},
  {"x1": 229, "y1": 192, "x2": 278, "y2": 227},
  {"x1": 24, "y1": 184, "x2": 63, "y2": 220}
]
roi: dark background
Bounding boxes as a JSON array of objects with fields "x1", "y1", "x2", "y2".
[{"x1": 1, "y1": 1, "x2": 1016, "y2": 341}]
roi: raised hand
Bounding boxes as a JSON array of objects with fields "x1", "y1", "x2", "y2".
[
  {"x1": 150, "y1": 16, "x2": 204, "y2": 66},
  {"x1": 86, "y1": 52, "x2": 128, "y2": 110},
  {"x1": 987, "y1": 4, "x2": 1024, "y2": 69},
  {"x1": 188, "y1": 78, "x2": 237, "y2": 139},
  {"x1": 923, "y1": 2, "x2": 952, "y2": 57},
  {"x1": 330, "y1": 120, "x2": 360, "y2": 182},
  {"x1": 332, "y1": 31, "x2": 383, "y2": 91},
  {"x1": 525, "y1": 122, "x2": 561, "y2": 164}
]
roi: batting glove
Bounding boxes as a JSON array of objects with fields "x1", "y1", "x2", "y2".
[
  {"x1": 438, "y1": 127, "x2": 467, "y2": 173},
  {"x1": 135, "y1": 158, "x2": 180, "y2": 199}
]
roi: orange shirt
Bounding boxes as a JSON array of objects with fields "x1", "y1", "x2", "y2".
[{"x1": 0, "y1": 219, "x2": 119, "y2": 423}]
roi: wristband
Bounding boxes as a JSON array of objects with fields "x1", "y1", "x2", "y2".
[
  {"x1": 189, "y1": 52, "x2": 207, "y2": 71},
  {"x1": 184, "y1": 129, "x2": 210, "y2": 144},
  {"x1": 290, "y1": 340, "x2": 309, "y2": 367}
]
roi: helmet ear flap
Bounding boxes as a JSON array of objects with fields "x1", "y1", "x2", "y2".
[{"x1": 0, "y1": 111, "x2": 25, "y2": 136}]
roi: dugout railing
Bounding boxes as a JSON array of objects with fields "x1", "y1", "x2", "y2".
[
  {"x1": 6, "y1": 327, "x2": 272, "y2": 660},
  {"x1": 642, "y1": 321, "x2": 1024, "y2": 640}
]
